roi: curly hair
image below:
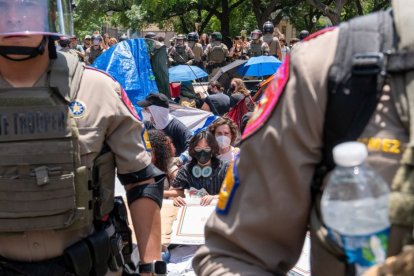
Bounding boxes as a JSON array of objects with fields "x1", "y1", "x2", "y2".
[
  {"x1": 231, "y1": 78, "x2": 249, "y2": 97},
  {"x1": 208, "y1": 117, "x2": 239, "y2": 144},
  {"x1": 188, "y1": 131, "x2": 220, "y2": 169},
  {"x1": 148, "y1": 129, "x2": 175, "y2": 174}
]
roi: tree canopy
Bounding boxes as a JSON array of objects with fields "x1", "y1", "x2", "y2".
[{"x1": 73, "y1": 0, "x2": 391, "y2": 39}]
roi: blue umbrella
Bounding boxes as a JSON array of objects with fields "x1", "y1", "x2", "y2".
[
  {"x1": 238, "y1": 55, "x2": 282, "y2": 77},
  {"x1": 169, "y1": 65, "x2": 208, "y2": 82}
]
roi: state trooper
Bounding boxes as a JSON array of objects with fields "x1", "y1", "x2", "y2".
[
  {"x1": 262, "y1": 21, "x2": 282, "y2": 60},
  {"x1": 0, "y1": 0, "x2": 166, "y2": 275},
  {"x1": 187, "y1": 32, "x2": 204, "y2": 67},
  {"x1": 203, "y1": 32, "x2": 229, "y2": 76},
  {"x1": 193, "y1": 0, "x2": 414, "y2": 275},
  {"x1": 168, "y1": 34, "x2": 194, "y2": 66},
  {"x1": 247, "y1": 29, "x2": 269, "y2": 57}
]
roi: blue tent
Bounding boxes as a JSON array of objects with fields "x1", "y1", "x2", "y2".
[{"x1": 92, "y1": 39, "x2": 159, "y2": 111}]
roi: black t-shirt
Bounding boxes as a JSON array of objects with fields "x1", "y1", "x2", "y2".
[
  {"x1": 230, "y1": 92, "x2": 245, "y2": 108},
  {"x1": 205, "y1": 93, "x2": 230, "y2": 116},
  {"x1": 172, "y1": 160, "x2": 230, "y2": 195},
  {"x1": 145, "y1": 118, "x2": 192, "y2": 156}
]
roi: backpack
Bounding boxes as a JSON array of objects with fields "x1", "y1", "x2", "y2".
[{"x1": 310, "y1": 9, "x2": 396, "y2": 274}]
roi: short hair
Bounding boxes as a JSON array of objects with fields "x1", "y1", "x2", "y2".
[
  {"x1": 208, "y1": 80, "x2": 223, "y2": 92},
  {"x1": 208, "y1": 117, "x2": 239, "y2": 144}
]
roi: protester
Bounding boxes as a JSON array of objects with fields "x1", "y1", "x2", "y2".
[
  {"x1": 201, "y1": 81, "x2": 230, "y2": 116},
  {"x1": 148, "y1": 130, "x2": 179, "y2": 198},
  {"x1": 229, "y1": 36, "x2": 248, "y2": 61},
  {"x1": 169, "y1": 131, "x2": 229, "y2": 207},
  {"x1": 138, "y1": 93, "x2": 192, "y2": 158},
  {"x1": 199, "y1": 33, "x2": 210, "y2": 52},
  {"x1": 228, "y1": 78, "x2": 254, "y2": 110},
  {"x1": 82, "y1": 34, "x2": 91, "y2": 51},
  {"x1": 208, "y1": 117, "x2": 240, "y2": 161},
  {"x1": 279, "y1": 38, "x2": 290, "y2": 61},
  {"x1": 108, "y1": 37, "x2": 118, "y2": 47},
  {"x1": 69, "y1": 35, "x2": 85, "y2": 61}
]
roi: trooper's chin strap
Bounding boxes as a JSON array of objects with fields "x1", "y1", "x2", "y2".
[{"x1": 0, "y1": 36, "x2": 54, "y2": 62}]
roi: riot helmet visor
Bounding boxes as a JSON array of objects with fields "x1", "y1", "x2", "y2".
[{"x1": 0, "y1": 0, "x2": 74, "y2": 37}]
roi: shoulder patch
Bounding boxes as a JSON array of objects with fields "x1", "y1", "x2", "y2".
[
  {"x1": 69, "y1": 100, "x2": 86, "y2": 118},
  {"x1": 242, "y1": 55, "x2": 290, "y2": 140},
  {"x1": 216, "y1": 159, "x2": 239, "y2": 215},
  {"x1": 120, "y1": 87, "x2": 140, "y2": 120},
  {"x1": 85, "y1": 67, "x2": 140, "y2": 120}
]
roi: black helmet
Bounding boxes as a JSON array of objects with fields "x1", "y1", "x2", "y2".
[
  {"x1": 118, "y1": 34, "x2": 128, "y2": 42},
  {"x1": 299, "y1": 30, "x2": 310, "y2": 40},
  {"x1": 263, "y1": 21, "x2": 274, "y2": 34},
  {"x1": 251, "y1": 29, "x2": 262, "y2": 40},
  {"x1": 145, "y1": 32, "x2": 157, "y2": 39},
  {"x1": 187, "y1": 32, "x2": 199, "y2": 42},
  {"x1": 58, "y1": 37, "x2": 71, "y2": 48},
  {"x1": 211, "y1": 32, "x2": 223, "y2": 42}
]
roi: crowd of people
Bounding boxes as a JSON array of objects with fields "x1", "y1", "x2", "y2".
[
  {"x1": 56, "y1": 31, "x2": 128, "y2": 65},
  {"x1": 136, "y1": 92, "x2": 243, "y2": 209}
]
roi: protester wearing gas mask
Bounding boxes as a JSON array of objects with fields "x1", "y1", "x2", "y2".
[
  {"x1": 208, "y1": 117, "x2": 240, "y2": 161},
  {"x1": 169, "y1": 131, "x2": 230, "y2": 207},
  {"x1": 138, "y1": 93, "x2": 192, "y2": 159}
]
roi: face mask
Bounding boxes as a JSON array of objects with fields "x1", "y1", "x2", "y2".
[
  {"x1": 230, "y1": 84, "x2": 236, "y2": 92},
  {"x1": 194, "y1": 149, "x2": 212, "y2": 165},
  {"x1": 207, "y1": 87, "x2": 212, "y2": 94},
  {"x1": 216, "y1": 135, "x2": 231, "y2": 149},
  {"x1": 148, "y1": 105, "x2": 171, "y2": 130}
]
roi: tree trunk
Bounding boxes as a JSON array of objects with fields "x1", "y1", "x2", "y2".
[
  {"x1": 354, "y1": 0, "x2": 364, "y2": 15},
  {"x1": 220, "y1": 0, "x2": 230, "y2": 38}
]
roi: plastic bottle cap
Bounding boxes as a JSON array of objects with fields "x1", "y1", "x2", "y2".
[{"x1": 333, "y1": 142, "x2": 368, "y2": 167}]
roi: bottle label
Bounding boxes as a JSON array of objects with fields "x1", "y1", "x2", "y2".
[{"x1": 337, "y1": 228, "x2": 390, "y2": 268}]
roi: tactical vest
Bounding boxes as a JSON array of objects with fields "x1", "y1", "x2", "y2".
[
  {"x1": 249, "y1": 41, "x2": 263, "y2": 57},
  {"x1": 89, "y1": 47, "x2": 103, "y2": 64},
  {"x1": 173, "y1": 45, "x2": 189, "y2": 64},
  {"x1": 263, "y1": 35, "x2": 279, "y2": 56},
  {"x1": 190, "y1": 43, "x2": 203, "y2": 62},
  {"x1": 208, "y1": 43, "x2": 226, "y2": 64},
  {"x1": 0, "y1": 53, "x2": 114, "y2": 233}
]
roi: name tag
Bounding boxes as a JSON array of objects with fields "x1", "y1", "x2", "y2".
[{"x1": 0, "y1": 106, "x2": 69, "y2": 141}]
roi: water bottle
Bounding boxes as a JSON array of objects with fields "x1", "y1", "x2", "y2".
[{"x1": 321, "y1": 142, "x2": 390, "y2": 275}]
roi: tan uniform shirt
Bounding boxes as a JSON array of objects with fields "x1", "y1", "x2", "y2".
[
  {"x1": 0, "y1": 56, "x2": 151, "y2": 261},
  {"x1": 193, "y1": 28, "x2": 409, "y2": 275}
]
